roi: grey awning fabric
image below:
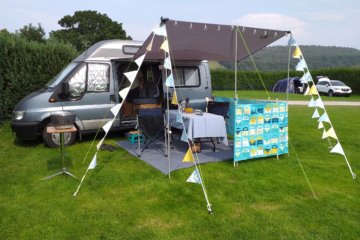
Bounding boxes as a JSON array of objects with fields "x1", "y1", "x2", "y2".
[{"x1": 135, "y1": 19, "x2": 290, "y2": 61}]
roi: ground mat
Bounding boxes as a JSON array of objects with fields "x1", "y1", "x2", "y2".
[{"x1": 117, "y1": 138, "x2": 233, "y2": 174}]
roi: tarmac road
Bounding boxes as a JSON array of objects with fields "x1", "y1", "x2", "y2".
[{"x1": 287, "y1": 101, "x2": 360, "y2": 106}]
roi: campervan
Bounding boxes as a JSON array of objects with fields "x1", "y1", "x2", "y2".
[{"x1": 11, "y1": 40, "x2": 212, "y2": 147}]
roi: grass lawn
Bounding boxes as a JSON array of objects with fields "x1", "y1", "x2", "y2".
[
  {"x1": 213, "y1": 90, "x2": 360, "y2": 102},
  {"x1": 1, "y1": 103, "x2": 360, "y2": 239}
]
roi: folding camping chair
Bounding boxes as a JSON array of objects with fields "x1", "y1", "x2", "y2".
[
  {"x1": 136, "y1": 108, "x2": 167, "y2": 157},
  {"x1": 207, "y1": 101, "x2": 230, "y2": 120}
]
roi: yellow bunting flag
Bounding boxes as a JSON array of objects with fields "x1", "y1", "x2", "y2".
[
  {"x1": 182, "y1": 148, "x2": 194, "y2": 162},
  {"x1": 326, "y1": 127, "x2": 338, "y2": 140},
  {"x1": 146, "y1": 39, "x2": 153, "y2": 51},
  {"x1": 160, "y1": 39, "x2": 169, "y2": 52},
  {"x1": 171, "y1": 91, "x2": 178, "y2": 105},
  {"x1": 292, "y1": 46, "x2": 303, "y2": 59},
  {"x1": 309, "y1": 85, "x2": 319, "y2": 95}
]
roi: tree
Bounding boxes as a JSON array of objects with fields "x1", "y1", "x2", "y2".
[
  {"x1": 50, "y1": 10, "x2": 132, "y2": 52},
  {"x1": 16, "y1": 23, "x2": 46, "y2": 43}
]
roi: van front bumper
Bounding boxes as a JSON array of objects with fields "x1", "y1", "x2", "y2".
[{"x1": 11, "y1": 121, "x2": 41, "y2": 140}]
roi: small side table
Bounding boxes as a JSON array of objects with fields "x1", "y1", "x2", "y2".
[{"x1": 43, "y1": 126, "x2": 78, "y2": 180}]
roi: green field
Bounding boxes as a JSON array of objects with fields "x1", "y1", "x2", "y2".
[{"x1": 1, "y1": 101, "x2": 360, "y2": 239}]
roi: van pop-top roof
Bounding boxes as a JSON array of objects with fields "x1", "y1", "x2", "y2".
[{"x1": 73, "y1": 40, "x2": 143, "y2": 62}]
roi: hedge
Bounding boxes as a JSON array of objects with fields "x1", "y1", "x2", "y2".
[
  {"x1": 211, "y1": 68, "x2": 360, "y2": 94},
  {"x1": 0, "y1": 34, "x2": 78, "y2": 117}
]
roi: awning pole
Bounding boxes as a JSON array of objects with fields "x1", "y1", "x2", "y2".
[{"x1": 234, "y1": 27, "x2": 238, "y2": 99}]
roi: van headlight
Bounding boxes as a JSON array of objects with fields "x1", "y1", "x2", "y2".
[{"x1": 13, "y1": 111, "x2": 25, "y2": 120}]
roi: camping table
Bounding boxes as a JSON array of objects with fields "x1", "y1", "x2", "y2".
[
  {"x1": 42, "y1": 126, "x2": 78, "y2": 180},
  {"x1": 167, "y1": 109, "x2": 228, "y2": 146}
]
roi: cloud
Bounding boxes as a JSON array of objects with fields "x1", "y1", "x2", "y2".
[{"x1": 232, "y1": 13, "x2": 307, "y2": 38}]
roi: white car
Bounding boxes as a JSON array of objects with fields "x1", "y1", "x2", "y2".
[{"x1": 316, "y1": 79, "x2": 352, "y2": 97}]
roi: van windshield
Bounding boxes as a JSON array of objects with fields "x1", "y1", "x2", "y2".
[{"x1": 45, "y1": 62, "x2": 79, "y2": 88}]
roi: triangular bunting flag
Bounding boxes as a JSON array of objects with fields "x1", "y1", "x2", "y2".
[
  {"x1": 308, "y1": 97, "x2": 316, "y2": 107},
  {"x1": 318, "y1": 112, "x2": 331, "y2": 123},
  {"x1": 88, "y1": 153, "x2": 97, "y2": 170},
  {"x1": 300, "y1": 71, "x2": 312, "y2": 83},
  {"x1": 153, "y1": 24, "x2": 167, "y2": 36},
  {"x1": 164, "y1": 57, "x2": 171, "y2": 69},
  {"x1": 171, "y1": 91, "x2": 178, "y2": 105},
  {"x1": 165, "y1": 73, "x2": 175, "y2": 87},
  {"x1": 330, "y1": 143, "x2": 345, "y2": 156},
  {"x1": 96, "y1": 137, "x2": 105, "y2": 150},
  {"x1": 110, "y1": 104, "x2": 121, "y2": 117},
  {"x1": 186, "y1": 169, "x2": 202, "y2": 184},
  {"x1": 102, "y1": 119, "x2": 114, "y2": 133},
  {"x1": 182, "y1": 148, "x2": 194, "y2": 162},
  {"x1": 322, "y1": 129, "x2": 328, "y2": 139},
  {"x1": 160, "y1": 39, "x2": 169, "y2": 52},
  {"x1": 304, "y1": 86, "x2": 310, "y2": 96},
  {"x1": 146, "y1": 39, "x2": 153, "y2": 51},
  {"x1": 312, "y1": 108, "x2": 320, "y2": 118},
  {"x1": 119, "y1": 86, "x2": 130, "y2": 100},
  {"x1": 326, "y1": 127, "x2": 338, "y2": 140},
  {"x1": 309, "y1": 85, "x2": 319, "y2": 95},
  {"x1": 124, "y1": 70, "x2": 138, "y2": 83},
  {"x1": 295, "y1": 59, "x2": 307, "y2": 71},
  {"x1": 181, "y1": 130, "x2": 188, "y2": 142},
  {"x1": 288, "y1": 36, "x2": 297, "y2": 46},
  {"x1": 175, "y1": 111, "x2": 183, "y2": 123},
  {"x1": 135, "y1": 54, "x2": 146, "y2": 67},
  {"x1": 318, "y1": 121, "x2": 324, "y2": 129},
  {"x1": 314, "y1": 98, "x2": 324, "y2": 109},
  {"x1": 292, "y1": 46, "x2": 302, "y2": 59}
]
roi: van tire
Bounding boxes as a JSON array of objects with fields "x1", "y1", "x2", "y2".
[{"x1": 42, "y1": 123, "x2": 76, "y2": 148}]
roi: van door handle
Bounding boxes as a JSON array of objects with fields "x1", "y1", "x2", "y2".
[{"x1": 110, "y1": 94, "x2": 115, "y2": 102}]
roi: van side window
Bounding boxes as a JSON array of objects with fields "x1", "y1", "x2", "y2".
[
  {"x1": 173, "y1": 67, "x2": 200, "y2": 87},
  {"x1": 87, "y1": 63, "x2": 110, "y2": 92},
  {"x1": 68, "y1": 65, "x2": 86, "y2": 98}
]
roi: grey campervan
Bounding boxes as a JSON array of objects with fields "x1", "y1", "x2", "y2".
[{"x1": 11, "y1": 40, "x2": 212, "y2": 147}]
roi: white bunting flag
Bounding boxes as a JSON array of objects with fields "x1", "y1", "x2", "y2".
[
  {"x1": 303, "y1": 86, "x2": 310, "y2": 96},
  {"x1": 312, "y1": 108, "x2": 320, "y2": 118},
  {"x1": 135, "y1": 54, "x2": 146, "y2": 67},
  {"x1": 88, "y1": 153, "x2": 97, "y2": 170},
  {"x1": 330, "y1": 143, "x2": 345, "y2": 156},
  {"x1": 111, "y1": 104, "x2": 121, "y2": 117},
  {"x1": 96, "y1": 137, "x2": 105, "y2": 150},
  {"x1": 102, "y1": 119, "x2": 115, "y2": 133},
  {"x1": 164, "y1": 57, "x2": 171, "y2": 69},
  {"x1": 295, "y1": 59, "x2": 307, "y2": 71},
  {"x1": 322, "y1": 129, "x2": 328, "y2": 139},
  {"x1": 160, "y1": 40, "x2": 169, "y2": 52},
  {"x1": 318, "y1": 112, "x2": 331, "y2": 123},
  {"x1": 315, "y1": 98, "x2": 324, "y2": 109},
  {"x1": 308, "y1": 97, "x2": 316, "y2": 107},
  {"x1": 300, "y1": 72, "x2": 312, "y2": 83},
  {"x1": 146, "y1": 39, "x2": 153, "y2": 51},
  {"x1": 326, "y1": 127, "x2": 338, "y2": 140},
  {"x1": 165, "y1": 74, "x2": 174, "y2": 87},
  {"x1": 119, "y1": 87, "x2": 130, "y2": 100},
  {"x1": 153, "y1": 24, "x2": 167, "y2": 36},
  {"x1": 318, "y1": 121, "x2": 324, "y2": 129},
  {"x1": 124, "y1": 71, "x2": 138, "y2": 83},
  {"x1": 186, "y1": 169, "x2": 202, "y2": 184}
]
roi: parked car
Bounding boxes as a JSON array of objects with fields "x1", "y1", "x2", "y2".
[{"x1": 315, "y1": 78, "x2": 352, "y2": 97}]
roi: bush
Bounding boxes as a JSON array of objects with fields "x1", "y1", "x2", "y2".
[
  {"x1": 0, "y1": 33, "x2": 78, "y2": 117},
  {"x1": 211, "y1": 68, "x2": 360, "y2": 94}
]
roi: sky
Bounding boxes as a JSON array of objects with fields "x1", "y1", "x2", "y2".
[{"x1": 1, "y1": 0, "x2": 360, "y2": 49}]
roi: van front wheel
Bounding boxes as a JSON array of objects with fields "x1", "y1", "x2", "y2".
[{"x1": 42, "y1": 123, "x2": 76, "y2": 148}]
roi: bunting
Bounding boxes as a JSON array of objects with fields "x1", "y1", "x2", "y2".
[
  {"x1": 309, "y1": 85, "x2": 319, "y2": 95},
  {"x1": 171, "y1": 91, "x2": 178, "y2": 105},
  {"x1": 314, "y1": 98, "x2": 324, "y2": 109},
  {"x1": 288, "y1": 36, "x2": 297, "y2": 46},
  {"x1": 110, "y1": 104, "x2": 121, "y2": 117},
  {"x1": 166, "y1": 73, "x2": 175, "y2": 87},
  {"x1": 164, "y1": 57, "x2": 172, "y2": 69},
  {"x1": 124, "y1": 71, "x2": 137, "y2": 83},
  {"x1": 296, "y1": 59, "x2": 307, "y2": 71},
  {"x1": 153, "y1": 24, "x2": 167, "y2": 36},
  {"x1": 160, "y1": 39, "x2": 169, "y2": 52},
  {"x1": 312, "y1": 109, "x2": 320, "y2": 119},
  {"x1": 326, "y1": 127, "x2": 337, "y2": 140},
  {"x1": 292, "y1": 46, "x2": 303, "y2": 59},
  {"x1": 102, "y1": 119, "x2": 115, "y2": 133},
  {"x1": 300, "y1": 71, "x2": 312, "y2": 83},
  {"x1": 308, "y1": 97, "x2": 316, "y2": 107},
  {"x1": 318, "y1": 112, "x2": 331, "y2": 123},
  {"x1": 304, "y1": 86, "x2": 310, "y2": 96},
  {"x1": 146, "y1": 39, "x2": 153, "y2": 51},
  {"x1": 318, "y1": 121, "x2": 324, "y2": 129},
  {"x1": 186, "y1": 169, "x2": 202, "y2": 184},
  {"x1": 322, "y1": 129, "x2": 328, "y2": 139},
  {"x1": 135, "y1": 54, "x2": 146, "y2": 67},
  {"x1": 182, "y1": 148, "x2": 195, "y2": 162},
  {"x1": 88, "y1": 153, "x2": 97, "y2": 169},
  {"x1": 330, "y1": 143, "x2": 345, "y2": 156}
]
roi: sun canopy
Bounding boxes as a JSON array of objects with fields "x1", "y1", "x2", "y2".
[{"x1": 136, "y1": 19, "x2": 290, "y2": 61}]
